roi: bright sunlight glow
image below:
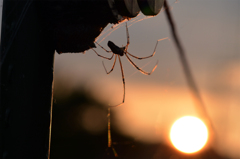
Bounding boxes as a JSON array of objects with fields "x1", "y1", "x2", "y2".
[{"x1": 170, "y1": 116, "x2": 208, "y2": 153}]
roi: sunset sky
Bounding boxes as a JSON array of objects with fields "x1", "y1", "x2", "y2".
[
  {"x1": 53, "y1": 1, "x2": 240, "y2": 158},
  {"x1": 1, "y1": 0, "x2": 239, "y2": 158}
]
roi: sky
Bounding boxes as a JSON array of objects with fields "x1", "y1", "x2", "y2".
[
  {"x1": 53, "y1": 0, "x2": 240, "y2": 158},
  {"x1": 1, "y1": 0, "x2": 240, "y2": 158}
]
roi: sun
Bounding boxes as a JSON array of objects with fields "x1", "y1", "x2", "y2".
[{"x1": 170, "y1": 116, "x2": 208, "y2": 153}]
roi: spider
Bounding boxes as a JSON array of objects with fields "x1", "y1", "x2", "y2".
[{"x1": 92, "y1": 23, "x2": 160, "y2": 107}]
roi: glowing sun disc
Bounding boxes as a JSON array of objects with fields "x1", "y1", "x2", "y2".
[{"x1": 170, "y1": 116, "x2": 208, "y2": 153}]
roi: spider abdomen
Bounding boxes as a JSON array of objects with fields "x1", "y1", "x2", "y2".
[{"x1": 108, "y1": 41, "x2": 125, "y2": 56}]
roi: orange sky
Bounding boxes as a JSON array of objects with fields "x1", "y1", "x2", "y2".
[
  {"x1": 51, "y1": 0, "x2": 240, "y2": 158},
  {"x1": 53, "y1": 60, "x2": 240, "y2": 158}
]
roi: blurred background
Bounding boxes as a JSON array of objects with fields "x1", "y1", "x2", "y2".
[{"x1": 1, "y1": 0, "x2": 239, "y2": 158}]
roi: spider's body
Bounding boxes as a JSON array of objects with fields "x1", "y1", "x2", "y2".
[
  {"x1": 107, "y1": 41, "x2": 125, "y2": 56},
  {"x1": 92, "y1": 23, "x2": 160, "y2": 107}
]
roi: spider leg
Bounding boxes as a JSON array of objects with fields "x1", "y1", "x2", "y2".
[
  {"x1": 102, "y1": 55, "x2": 117, "y2": 74},
  {"x1": 108, "y1": 55, "x2": 125, "y2": 107},
  {"x1": 125, "y1": 22, "x2": 130, "y2": 51},
  {"x1": 125, "y1": 53, "x2": 158, "y2": 75},
  {"x1": 92, "y1": 48, "x2": 114, "y2": 60},
  {"x1": 126, "y1": 40, "x2": 159, "y2": 59},
  {"x1": 95, "y1": 42, "x2": 112, "y2": 53},
  {"x1": 118, "y1": 55, "x2": 125, "y2": 106}
]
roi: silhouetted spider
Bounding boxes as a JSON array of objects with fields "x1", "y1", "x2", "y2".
[{"x1": 92, "y1": 23, "x2": 159, "y2": 107}]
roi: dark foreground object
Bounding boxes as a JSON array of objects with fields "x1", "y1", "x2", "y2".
[
  {"x1": 0, "y1": 1, "x2": 55, "y2": 158},
  {"x1": 0, "y1": 0, "x2": 112, "y2": 158}
]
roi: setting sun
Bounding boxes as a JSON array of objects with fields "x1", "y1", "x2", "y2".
[{"x1": 170, "y1": 116, "x2": 208, "y2": 153}]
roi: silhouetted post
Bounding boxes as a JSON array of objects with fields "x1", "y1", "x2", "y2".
[
  {"x1": 0, "y1": 1, "x2": 55, "y2": 158},
  {"x1": 0, "y1": 0, "x2": 164, "y2": 158}
]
